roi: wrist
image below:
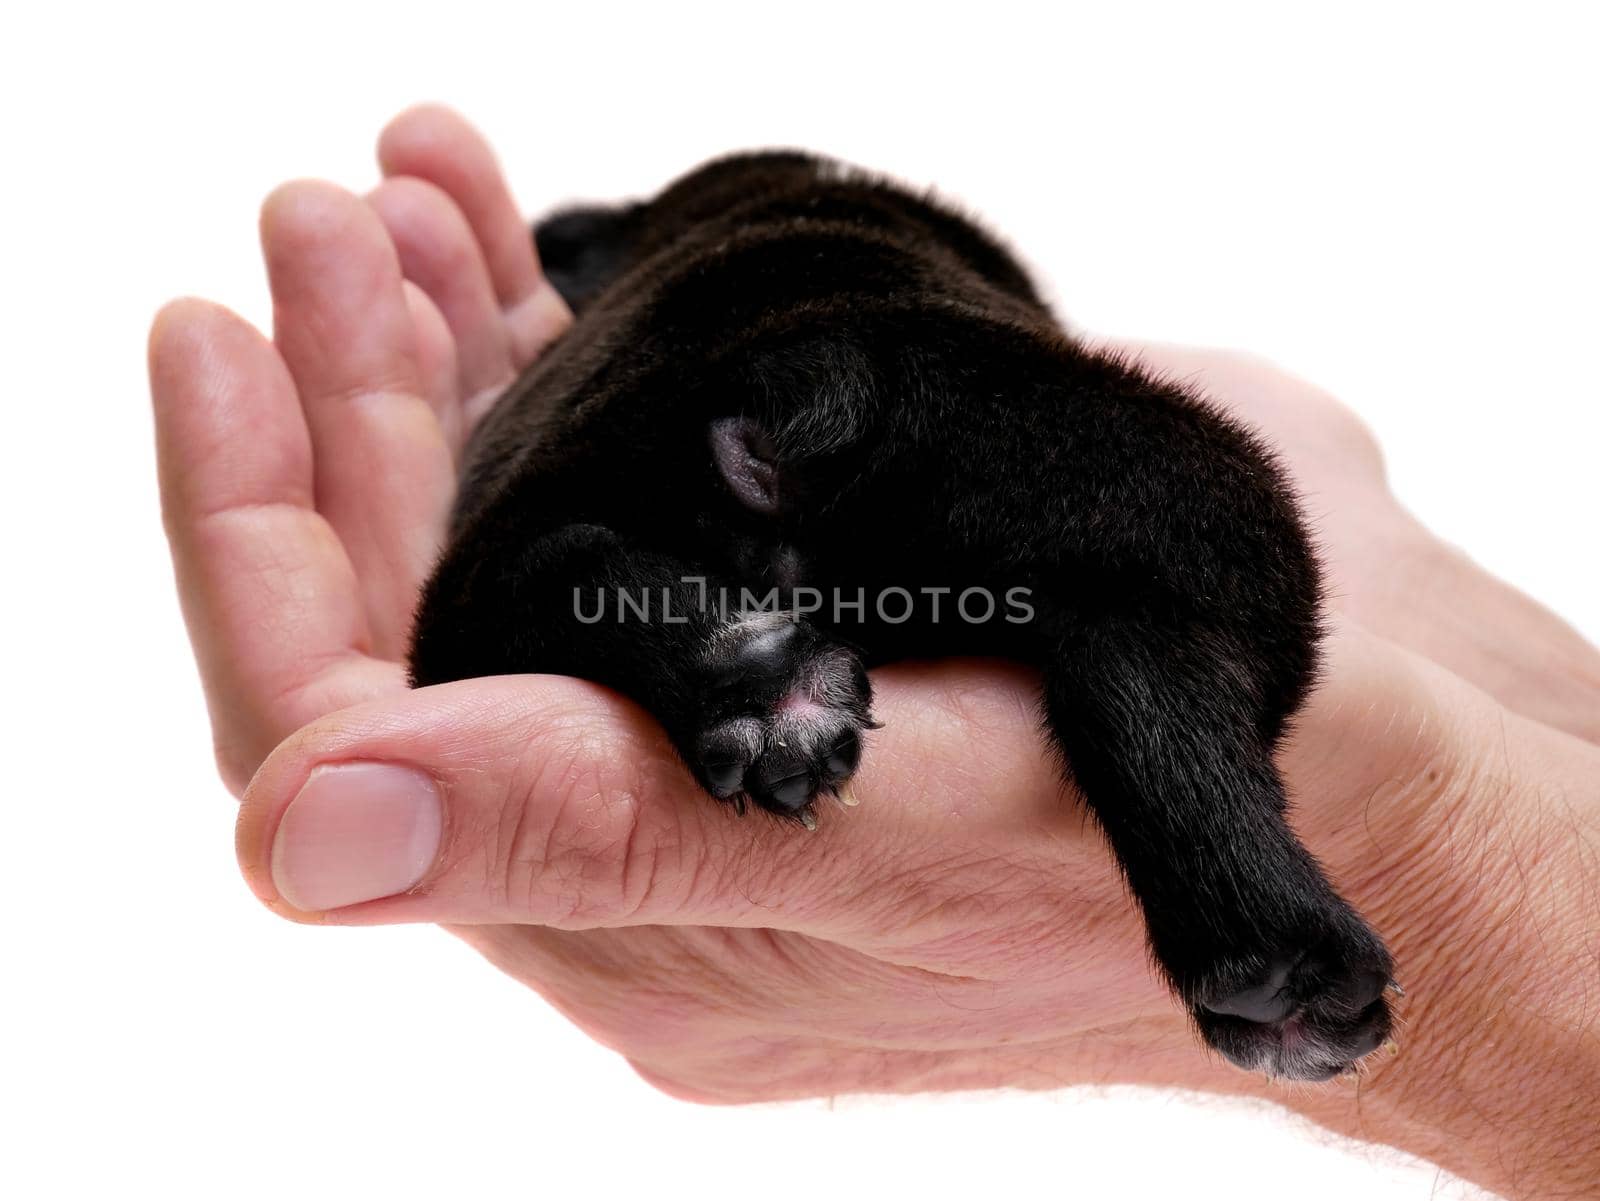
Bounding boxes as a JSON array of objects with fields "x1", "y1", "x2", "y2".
[{"x1": 1287, "y1": 666, "x2": 1600, "y2": 1199}]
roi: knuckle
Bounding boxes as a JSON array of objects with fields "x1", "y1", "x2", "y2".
[
  {"x1": 1306, "y1": 398, "x2": 1386, "y2": 476},
  {"x1": 492, "y1": 709, "x2": 693, "y2": 926},
  {"x1": 1233, "y1": 352, "x2": 1388, "y2": 474},
  {"x1": 1184, "y1": 347, "x2": 1389, "y2": 478}
]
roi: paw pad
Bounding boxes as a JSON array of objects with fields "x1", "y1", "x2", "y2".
[{"x1": 691, "y1": 614, "x2": 874, "y2": 825}]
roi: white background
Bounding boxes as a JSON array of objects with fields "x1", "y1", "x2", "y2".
[{"x1": 4, "y1": 3, "x2": 1594, "y2": 1198}]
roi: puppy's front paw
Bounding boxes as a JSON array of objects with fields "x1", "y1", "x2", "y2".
[{"x1": 689, "y1": 613, "x2": 875, "y2": 826}]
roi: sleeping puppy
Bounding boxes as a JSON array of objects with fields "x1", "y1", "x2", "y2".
[{"x1": 408, "y1": 151, "x2": 1396, "y2": 1081}]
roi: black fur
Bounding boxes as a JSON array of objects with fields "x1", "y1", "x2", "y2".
[{"x1": 409, "y1": 152, "x2": 1394, "y2": 1080}]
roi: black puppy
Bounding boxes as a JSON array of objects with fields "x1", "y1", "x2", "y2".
[{"x1": 409, "y1": 152, "x2": 1395, "y2": 1080}]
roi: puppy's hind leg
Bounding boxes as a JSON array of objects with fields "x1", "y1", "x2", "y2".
[
  {"x1": 1040, "y1": 615, "x2": 1394, "y2": 1080},
  {"x1": 533, "y1": 204, "x2": 643, "y2": 314}
]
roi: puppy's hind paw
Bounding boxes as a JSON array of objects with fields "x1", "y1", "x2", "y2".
[{"x1": 1190, "y1": 917, "x2": 1395, "y2": 1082}]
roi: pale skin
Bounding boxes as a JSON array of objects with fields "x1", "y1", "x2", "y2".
[{"x1": 149, "y1": 106, "x2": 1600, "y2": 1200}]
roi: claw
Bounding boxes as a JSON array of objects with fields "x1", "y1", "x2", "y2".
[
  {"x1": 798, "y1": 807, "x2": 818, "y2": 832},
  {"x1": 836, "y1": 781, "x2": 859, "y2": 807},
  {"x1": 1386, "y1": 980, "x2": 1406, "y2": 998}
]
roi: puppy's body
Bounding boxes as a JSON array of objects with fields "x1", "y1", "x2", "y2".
[{"x1": 410, "y1": 153, "x2": 1394, "y2": 1080}]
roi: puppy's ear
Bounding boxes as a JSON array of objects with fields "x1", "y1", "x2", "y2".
[{"x1": 710, "y1": 416, "x2": 782, "y2": 515}]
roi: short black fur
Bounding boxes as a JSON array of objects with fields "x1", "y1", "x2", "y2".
[{"x1": 410, "y1": 152, "x2": 1395, "y2": 1080}]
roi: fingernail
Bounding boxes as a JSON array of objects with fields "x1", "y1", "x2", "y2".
[{"x1": 271, "y1": 762, "x2": 442, "y2": 911}]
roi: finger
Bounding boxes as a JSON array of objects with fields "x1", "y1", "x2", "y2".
[
  {"x1": 402, "y1": 280, "x2": 465, "y2": 454},
  {"x1": 369, "y1": 177, "x2": 518, "y2": 414},
  {"x1": 150, "y1": 299, "x2": 405, "y2": 793},
  {"x1": 261, "y1": 180, "x2": 456, "y2": 658},
  {"x1": 235, "y1": 667, "x2": 1065, "y2": 935},
  {"x1": 377, "y1": 103, "x2": 571, "y2": 367}
]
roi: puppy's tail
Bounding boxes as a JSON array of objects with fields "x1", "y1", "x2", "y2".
[{"x1": 533, "y1": 203, "x2": 642, "y2": 315}]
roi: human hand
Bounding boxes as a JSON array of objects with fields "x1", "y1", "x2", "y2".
[
  {"x1": 151, "y1": 106, "x2": 573, "y2": 795},
  {"x1": 151, "y1": 106, "x2": 1599, "y2": 1199}
]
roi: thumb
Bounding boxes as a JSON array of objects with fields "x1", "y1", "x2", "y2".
[{"x1": 235, "y1": 674, "x2": 892, "y2": 933}]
